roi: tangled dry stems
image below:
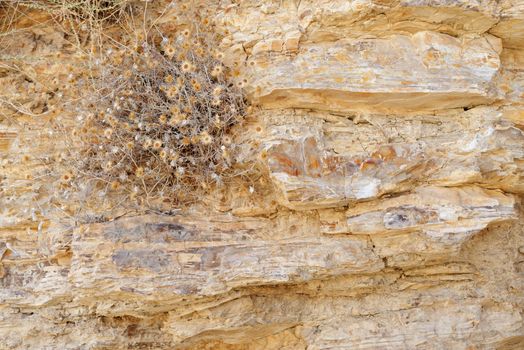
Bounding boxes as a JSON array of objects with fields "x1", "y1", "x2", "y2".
[
  {"x1": 1, "y1": 0, "x2": 132, "y2": 57},
  {"x1": 0, "y1": 1, "x2": 257, "y2": 222},
  {"x1": 3, "y1": 0, "x2": 131, "y2": 21},
  {"x1": 51, "y1": 2, "x2": 251, "y2": 213}
]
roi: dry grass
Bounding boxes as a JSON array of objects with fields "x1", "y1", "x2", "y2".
[
  {"x1": 2, "y1": 0, "x2": 131, "y2": 21},
  {"x1": 1, "y1": 0, "x2": 132, "y2": 54}
]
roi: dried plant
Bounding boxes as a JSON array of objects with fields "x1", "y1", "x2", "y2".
[
  {"x1": 1, "y1": 0, "x2": 132, "y2": 58},
  {"x1": 52, "y1": 2, "x2": 250, "y2": 214},
  {"x1": 3, "y1": 0, "x2": 131, "y2": 22}
]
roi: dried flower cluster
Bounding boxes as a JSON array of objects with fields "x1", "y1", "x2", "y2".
[{"x1": 60, "y1": 4, "x2": 248, "y2": 208}]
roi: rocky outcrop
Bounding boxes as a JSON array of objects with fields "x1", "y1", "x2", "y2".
[
  {"x1": 246, "y1": 32, "x2": 502, "y2": 112},
  {"x1": 262, "y1": 107, "x2": 524, "y2": 209},
  {"x1": 1, "y1": 1, "x2": 524, "y2": 349}
]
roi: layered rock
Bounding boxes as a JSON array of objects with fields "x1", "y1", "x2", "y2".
[
  {"x1": 69, "y1": 215, "x2": 382, "y2": 312},
  {"x1": 167, "y1": 295, "x2": 522, "y2": 348},
  {"x1": 261, "y1": 107, "x2": 524, "y2": 209},
  {"x1": 491, "y1": 0, "x2": 524, "y2": 49},
  {"x1": 321, "y1": 185, "x2": 516, "y2": 235},
  {"x1": 245, "y1": 32, "x2": 502, "y2": 113},
  {"x1": 1, "y1": 0, "x2": 524, "y2": 349}
]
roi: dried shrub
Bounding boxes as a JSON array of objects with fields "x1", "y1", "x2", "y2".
[
  {"x1": 57, "y1": 3, "x2": 249, "y2": 211},
  {"x1": 1, "y1": 0, "x2": 133, "y2": 57},
  {"x1": 5, "y1": 0, "x2": 131, "y2": 22}
]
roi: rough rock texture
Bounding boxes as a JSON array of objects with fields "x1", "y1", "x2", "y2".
[
  {"x1": 1, "y1": 0, "x2": 524, "y2": 349},
  {"x1": 246, "y1": 32, "x2": 502, "y2": 112}
]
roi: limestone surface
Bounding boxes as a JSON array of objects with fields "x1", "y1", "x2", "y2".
[{"x1": 1, "y1": 1, "x2": 524, "y2": 349}]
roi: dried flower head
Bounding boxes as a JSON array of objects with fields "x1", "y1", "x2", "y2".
[
  {"x1": 61, "y1": 172, "x2": 73, "y2": 182},
  {"x1": 104, "y1": 128, "x2": 113, "y2": 138},
  {"x1": 166, "y1": 86, "x2": 179, "y2": 99},
  {"x1": 195, "y1": 47, "x2": 205, "y2": 57},
  {"x1": 211, "y1": 98, "x2": 221, "y2": 107},
  {"x1": 211, "y1": 65, "x2": 223, "y2": 77},
  {"x1": 143, "y1": 138, "x2": 152, "y2": 149},
  {"x1": 200, "y1": 131, "x2": 213, "y2": 145},
  {"x1": 213, "y1": 86, "x2": 223, "y2": 96},
  {"x1": 153, "y1": 139, "x2": 162, "y2": 149},
  {"x1": 170, "y1": 106, "x2": 180, "y2": 115},
  {"x1": 164, "y1": 45, "x2": 176, "y2": 58},
  {"x1": 181, "y1": 61, "x2": 192, "y2": 73}
]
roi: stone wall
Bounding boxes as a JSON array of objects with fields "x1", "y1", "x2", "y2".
[{"x1": 1, "y1": 1, "x2": 523, "y2": 349}]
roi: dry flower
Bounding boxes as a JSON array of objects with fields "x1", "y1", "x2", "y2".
[
  {"x1": 181, "y1": 61, "x2": 192, "y2": 72},
  {"x1": 61, "y1": 172, "x2": 73, "y2": 182},
  {"x1": 153, "y1": 139, "x2": 162, "y2": 149},
  {"x1": 143, "y1": 138, "x2": 152, "y2": 149},
  {"x1": 211, "y1": 65, "x2": 223, "y2": 77},
  {"x1": 164, "y1": 45, "x2": 176, "y2": 58},
  {"x1": 200, "y1": 131, "x2": 213, "y2": 145}
]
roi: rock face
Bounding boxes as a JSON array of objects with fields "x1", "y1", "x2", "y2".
[
  {"x1": 247, "y1": 32, "x2": 502, "y2": 112},
  {"x1": 1, "y1": 1, "x2": 524, "y2": 349},
  {"x1": 262, "y1": 107, "x2": 524, "y2": 209}
]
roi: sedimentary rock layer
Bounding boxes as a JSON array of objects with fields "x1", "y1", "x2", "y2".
[
  {"x1": 246, "y1": 32, "x2": 502, "y2": 112},
  {"x1": 1, "y1": 0, "x2": 524, "y2": 349}
]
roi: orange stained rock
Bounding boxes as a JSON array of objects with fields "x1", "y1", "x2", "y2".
[
  {"x1": 308, "y1": 156, "x2": 320, "y2": 170},
  {"x1": 322, "y1": 155, "x2": 350, "y2": 175},
  {"x1": 372, "y1": 145, "x2": 397, "y2": 161},
  {"x1": 359, "y1": 158, "x2": 381, "y2": 171},
  {"x1": 270, "y1": 152, "x2": 302, "y2": 176}
]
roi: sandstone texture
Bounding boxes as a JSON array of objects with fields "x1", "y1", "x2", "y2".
[{"x1": 1, "y1": 0, "x2": 524, "y2": 349}]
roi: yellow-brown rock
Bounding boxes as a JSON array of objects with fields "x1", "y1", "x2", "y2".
[
  {"x1": 262, "y1": 107, "x2": 524, "y2": 209},
  {"x1": 1, "y1": 1, "x2": 524, "y2": 349},
  {"x1": 246, "y1": 32, "x2": 502, "y2": 113}
]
